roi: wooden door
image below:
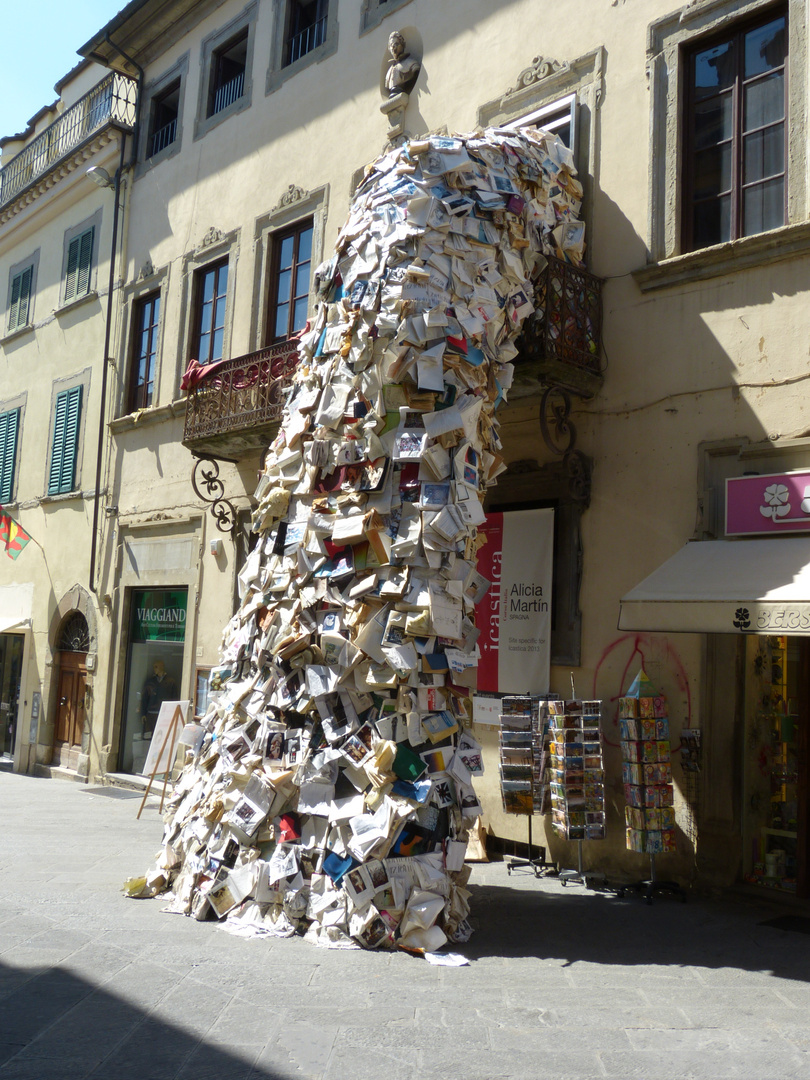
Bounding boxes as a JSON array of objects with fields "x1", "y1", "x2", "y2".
[{"x1": 55, "y1": 652, "x2": 87, "y2": 748}]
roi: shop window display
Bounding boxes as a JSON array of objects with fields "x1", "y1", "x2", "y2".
[
  {"x1": 744, "y1": 635, "x2": 801, "y2": 892},
  {"x1": 120, "y1": 588, "x2": 187, "y2": 774}
]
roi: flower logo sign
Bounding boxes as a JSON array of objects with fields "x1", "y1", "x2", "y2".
[
  {"x1": 760, "y1": 483, "x2": 790, "y2": 522},
  {"x1": 733, "y1": 607, "x2": 751, "y2": 630}
]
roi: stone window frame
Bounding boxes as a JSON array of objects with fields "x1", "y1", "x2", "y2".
[
  {"x1": 266, "y1": 0, "x2": 339, "y2": 96},
  {"x1": 644, "y1": 0, "x2": 806, "y2": 267},
  {"x1": 43, "y1": 368, "x2": 91, "y2": 500},
  {"x1": 177, "y1": 228, "x2": 240, "y2": 395},
  {"x1": 3, "y1": 248, "x2": 39, "y2": 340},
  {"x1": 359, "y1": 0, "x2": 413, "y2": 36},
  {"x1": 136, "y1": 53, "x2": 189, "y2": 174},
  {"x1": 250, "y1": 184, "x2": 329, "y2": 349},
  {"x1": 194, "y1": 2, "x2": 258, "y2": 142},
  {"x1": 477, "y1": 47, "x2": 605, "y2": 252},
  {"x1": 118, "y1": 263, "x2": 170, "y2": 418}
]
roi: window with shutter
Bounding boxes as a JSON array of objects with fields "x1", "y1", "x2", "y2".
[
  {"x1": 0, "y1": 408, "x2": 20, "y2": 503},
  {"x1": 64, "y1": 227, "x2": 94, "y2": 303},
  {"x1": 48, "y1": 386, "x2": 82, "y2": 496},
  {"x1": 8, "y1": 266, "x2": 33, "y2": 333}
]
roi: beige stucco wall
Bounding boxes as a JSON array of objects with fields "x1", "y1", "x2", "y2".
[
  {"x1": 0, "y1": 61, "x2": 126, "y2": 778},
  {"x1": 4, "y1": 0, "x2": 809, "y2": 887}
]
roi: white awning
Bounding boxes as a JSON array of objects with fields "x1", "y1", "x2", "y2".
[
  {"x1": 618, "y1": 538, "x2": 810, "y2": 635},
  {"x1": 0, "y1": 582, "x2": 33, "y2": 635}
]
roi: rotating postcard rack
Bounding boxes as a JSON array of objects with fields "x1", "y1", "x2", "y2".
[
  {"x1": 498, "y1": 695, "x2": 552, "y2": 876},
  {"x1": 617, "y1": 669, "x2": 685, "y2": 904},
  {"x1": 547, "y1": 699, "x2": 606, "y2": 885}
]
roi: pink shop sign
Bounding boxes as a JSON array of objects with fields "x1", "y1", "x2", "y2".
[{"x1": 726, "y1": 470, "x2": 810, "y2": 536}]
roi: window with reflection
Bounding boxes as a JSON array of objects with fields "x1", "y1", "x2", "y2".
[
  {"x1": 192, "y1": 258, "x2": 228, "y2": 364},
  {"x1": 266, "y1": 219, "x2": 312, "y2": 342},
  {"x1": 683, "y1": 8, "x2": 786, "y2": 251},
  {"x1": 128, "y1": 292, "x2": 160, "y2": 412}
]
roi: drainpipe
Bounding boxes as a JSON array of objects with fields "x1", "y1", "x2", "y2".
[
  {"x1": 88, "y1": 132, "x2": 126, "y2": 595},
  {"x1": 88, "y1": 37, "x2": 144, "y2": 594}
]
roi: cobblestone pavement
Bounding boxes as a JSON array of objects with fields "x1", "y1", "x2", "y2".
[{"x1": 2, "y1": 768, "x2": 810, "y2": 1079}]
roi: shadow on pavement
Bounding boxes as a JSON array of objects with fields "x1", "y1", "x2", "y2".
[
  {"x1": 464, "y1": 879, "x2": 810, "y2": 983},
  {"x1": 0, "y1": 960, "x2": 282, "y2": 1080}
]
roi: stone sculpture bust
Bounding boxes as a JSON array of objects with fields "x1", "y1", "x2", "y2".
[{"x1": 384, "y1": 31, "x2": 421, "y2": 97}]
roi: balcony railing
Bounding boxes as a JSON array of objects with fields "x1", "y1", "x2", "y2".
[
  {"x1": 211, "y1": 71, "x2": 245, "y2": 117},
  {"x1": 287, "y1": 15, "x2": 327, "y2": 65},
  {"x1": 515, "y1": 254, "x2": 604, "y2": 399},
  {"x1": 183, "y1": 339, "x2": 299, "y2": 459},
  {"x1": 149, "y1": 117, "x2": 177, "y2": 157},
  {"x1": 0, "y1": 73, "x2": 137, "y2": 209}
]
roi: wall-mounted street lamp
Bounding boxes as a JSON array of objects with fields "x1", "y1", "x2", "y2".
[{"x1": 86, "y1": 165, "x2": 115, "y2": 189}]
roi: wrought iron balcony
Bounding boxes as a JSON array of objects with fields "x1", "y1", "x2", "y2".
[
  {"x1": 514, "y1": 254, "x2": 604, "y2": 400},
  {"x1": 0, "y1": 73, "x2": 137, "y2": 209},
  {"x1": 182, "y1": 339, "x2": 299, "y2": 460}
]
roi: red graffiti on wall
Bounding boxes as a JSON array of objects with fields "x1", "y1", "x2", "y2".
[{"x1": 592, "y1": 633, "x2": 693, "y2": 747}]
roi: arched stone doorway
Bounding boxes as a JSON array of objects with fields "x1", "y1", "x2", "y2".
[{"x1": 53, "y1": 611, "x2": 90, "y2": 771}]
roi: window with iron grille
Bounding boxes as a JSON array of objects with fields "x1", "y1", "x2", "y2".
[
  {"x1": 266, "y1": 220, "x2": 313, "y2": 342},
  {"x1": 64, "y1": 227, "x2": 95, "y2": 304},
  {"x1": 7, "y1": 265, "x2": 33, "y2": 333},
  {"x1": 128, "y1": 292, "x2": 161, "y2": 412},
  {"x1": 149, "y1": 80, "x2": 181, "y2": 156},
  {"x1": 192, "y1": 259, "x2": 229, "y2": 364},
  {"x1": 0, "y1": 408, "x2": 20, "y2": 504},
  {"x1": 285, "y1": 0, "x2": 328, "y2": 66},
  {"x1": 683, "y1": 8, "x2": 787, "y2": 252},
  {"x1": 208, "y1": 30, "x2": 248, "y2": 117},
  {"x1": 48, "y1": 385, "x2": 82, "y2": 496}
]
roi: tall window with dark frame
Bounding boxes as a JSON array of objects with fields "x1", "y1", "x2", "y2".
[
  {"x1": 128, "y1": 292, "x2": 160, "y2": 412},
  {"x1": 266, "y1": 220, "x2": 313, "y2": 343},
  {"x1": 149, "y1": 80, "x2": 180, "y2": 157},
  {"x1": 208, "y1": 30, "x2": 248, "y2": 117},
  {"x1": 285, "y1": 0, "x2": 328, "y2": 66},
  {"x1": 683, "y1": 9, "x2": 786, "y2": 252},
  {"x1": 192, "y1": 259, "x2": 229, "y2": 365}
]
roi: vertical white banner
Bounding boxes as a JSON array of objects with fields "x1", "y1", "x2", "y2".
[{"x1": 476, "y1": 507, "x2": 553, "y2": 694}]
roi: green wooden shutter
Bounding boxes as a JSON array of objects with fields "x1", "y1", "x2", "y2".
[
  {"x1": 48, "y1": 386, "x2": 82, "y2": 495},
  {"x1": 64, "y1": 236, "x2": 81, "y2": 303},
  {"x1": 64, "y1": 227, "x2": 93, "y2": 303},
  {"x1": 9, "y1": 265, "x2": 33, "y2": 331},
  {"x1": 0, "y1": 408, "x2": 19, "y2": 503},
  {"x1": 8, "y1": 274, "x2": 21, "y2": 331},
  {"x1": 76, "y1": 228, "x2": 94, "y2": 297}
]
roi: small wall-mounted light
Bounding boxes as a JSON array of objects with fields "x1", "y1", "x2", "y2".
[
  {"x1": 210, "y1": 538, "x2": 224, "y2": 558},
  {"x1": 86, "y1": 166, "x2": 115, "y2": 189}
]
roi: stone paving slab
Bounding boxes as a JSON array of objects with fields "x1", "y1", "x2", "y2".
[{"x1": 3, "y1": 770, "x2": 810, "y2": 1079}]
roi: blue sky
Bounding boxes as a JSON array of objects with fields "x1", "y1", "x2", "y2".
[{"x1": 0, "y1": 0, "x2": 120, "y2": 143}]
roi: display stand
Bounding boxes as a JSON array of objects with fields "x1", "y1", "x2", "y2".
[
  {"x1": 547, "y1": 699, "x2": 606, "y2": 883},
  {"x1": 499, "y1": 695, "x2": 555, "y2": 878},
  {"x1": 560, "y1": 839, "x2": 585, "y2": 886},
  {"x1": 616, "y1": 852, "x2": 686, "y2": 905},
  {"x1": 136, "y1": 701, "x2": 187, "y2": 820},
  {"x1": 507, "y1": 814, "x2": 549, "y2": 877},
  {"x1": 619, "y1": 671, "x2": 685, "y2": 904}
]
